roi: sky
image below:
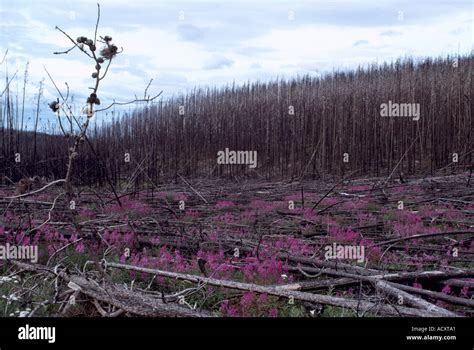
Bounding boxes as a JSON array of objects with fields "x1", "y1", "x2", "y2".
[{"x1": 0, "y1": 0, "x2": 472, "y2": 130}]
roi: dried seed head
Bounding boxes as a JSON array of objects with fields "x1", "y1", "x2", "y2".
[
  {"x1": 97, "y1": 57, "x2": 105, "y2": 64},
  {"x1": 76, "y1": 36, "x2": 87, "y2": 43},
  {"x1": 103, "y1": 35, "x2": 112, "y2": 42},
  {"x1": 49, "y1": 100, "x2": 60, "y2": 112},
  {"x1": 95, "y1": 64, "x2": 101, "y2": 70},
  {"x1": 85, "y1": 39, "x2": 93, "y2": 46},
  {"x1": 92, "y1": 72, "x2": 98, "y2": 78},
  {"x1": 100, "y1": 45, "x2": 118, "y2": 59},
  {"x1": 87, "y1": 93, "x2": 100, "y2": 105}
]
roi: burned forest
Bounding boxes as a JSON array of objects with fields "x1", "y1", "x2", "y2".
[{"x1": 0, "y1": 0, "x2": 473, "y2": 345}]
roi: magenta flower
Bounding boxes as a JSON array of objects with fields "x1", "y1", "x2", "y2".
[
  {"x1": 441, "y1": 284, "x2": 451, "y2": 295},
  {"x1": 268, "y1": 308, "x2": 278, "y2": 317},
  {"x1": 75, "y1": 241, "x2": 85, "y2": 253},
  {"x1": 240, "y1": 291, "x2": 254, "y2": 308},
  {"x1": 258, "y1": 293, "x2": 269, "y2": 304},
  {"x1": 216, "y1": 200, "x2": 236, "y2": 209}
]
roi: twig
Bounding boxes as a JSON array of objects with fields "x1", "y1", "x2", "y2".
[
  {"x1": 371, "y1": 231, "x2": 474, "y2": 247},
  {"x1": 178, "y1": 175, "x2": 208, "y2": 204},
  {"x1": 4, "y1": 179, "x2": 65, "y2": 199},
  {"x1": 94, "y1": 91, "x2": 163, "y2": 112}
]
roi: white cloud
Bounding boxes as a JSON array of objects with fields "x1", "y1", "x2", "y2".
[{"x1": 203, "y1": 55, "x2": 234, "y2": 69}]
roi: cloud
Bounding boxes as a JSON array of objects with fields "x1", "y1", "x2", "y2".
[
  {"x1": 250, "y1": 63, "x2": 262, "y2": 69},
  {"x1": 203, "y1": 55, "x2": 234, "y2": 70},
  {"x1": 177, "y1": 24, "x2": 205, "y2": 41},
  {"x1": 353, "y1": 40, "x2": 369, "y2": 47},
  {"x1": 380, "y1": 30, "x2": 402, "y2": 37},
  {"x1": 237, "y1": 46, "x2": 275, "y2": 56}
]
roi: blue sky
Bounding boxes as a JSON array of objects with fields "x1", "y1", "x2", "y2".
[{"x1": 0, "y1": 0, "x2": 472, "y2": 130}]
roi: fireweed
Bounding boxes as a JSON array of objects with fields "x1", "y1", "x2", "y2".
[
  {"x1": 106, "y1": 197, "x2": 151, "y2": 215},
  {"x1": 215, "y1": 200, "x2": 236, "y2": 209},
  {"x1": 1, "y1": 180, "x2": 471, "y2": 316}
]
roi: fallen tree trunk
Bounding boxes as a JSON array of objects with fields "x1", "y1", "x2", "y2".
[
  {"x1": 11, "y1": 261, "x2": 213, "y2": 317},
  {"x1": 374, "y1": 280, "x2": 457, "y2": 317},
  {"x1": 298, "y1": 265, "x2": 474, "y2": 282},
  {"x1": 372, "y1": 231, "x2": 474, "y2": 247},
  {"x1": 105, "y1": 261, "x2": 458, "y2": 317},
  {"x1": 387, "y1": 281, "x2": 474, "y2": 308}
]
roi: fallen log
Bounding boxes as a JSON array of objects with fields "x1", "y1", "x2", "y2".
[
  {"x1": 387, "y1": 281, "x2": 474, "y2": 308},
  {"x1": 10, "y1": 261, "x2": 212, "y2": 317},
  {"x1": 105, "y1": 261, "x2": 456, "y2": 317},
  {"x1": 374, "y1": 280, "x2": 457, "y2": 317},
  {"x1": 291, "y1": 265, "x2": 459, "y2": 316},
  {"x1": 372, "y1": 231, "x2": 474, "y2": 247},
  {"x1": 298, "y1": 265, "x2": 474, "y2": 282}
]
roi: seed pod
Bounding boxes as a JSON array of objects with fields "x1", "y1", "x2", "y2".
[
  {"x1": 92, "y1": 72, "x2": 98, "y2": 78},
  {"x1": 89, "y1": 44, "x2": 96, "y2": 52},
  {"x1": 87, "y1": 93, "x2": 96, "y2": 104},
  {"x1": 95, "y1": 64, "x2": 101, "y2": 70},
  {"x1": 104, "y1": 35, "x2": 112, "y2": 42},
  {"x1": 85, "y1": 39, "x2": 93, "y2": 46},
  {"x1": 100, "y1": 45, "x2": 118, "y2": 59},
  {"x1": 49, "y1": 100, "x2": 60, "y2": 112},
  {"x1": 86, "y1": 93, "x2": 101, "y2": 105},
  {"x1": 97, "y1": 57, "x2": 105, "y2": 63},
  {"x1": 76, "y1": 36, "x2": 87, "y2": 43}
]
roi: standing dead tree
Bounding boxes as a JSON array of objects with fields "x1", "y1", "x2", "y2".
[
  {"x1": 51, "y1": 4, "x2": 121, "y2": 209},
  {"x1": 50, "y1": 4, "x2": 161, "y2": 211},
  {"x1": 4, "y1": 3, "x2": 162, "y2": 232}
]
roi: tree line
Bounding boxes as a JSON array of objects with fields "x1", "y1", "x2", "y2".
[{"x1": 1, "y1": 54, "x2": 472, "y2": 187}]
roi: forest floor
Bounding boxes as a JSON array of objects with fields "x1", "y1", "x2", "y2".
[{"x1": 0, "y1": 172, "x2": 473, "y2": 317}]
